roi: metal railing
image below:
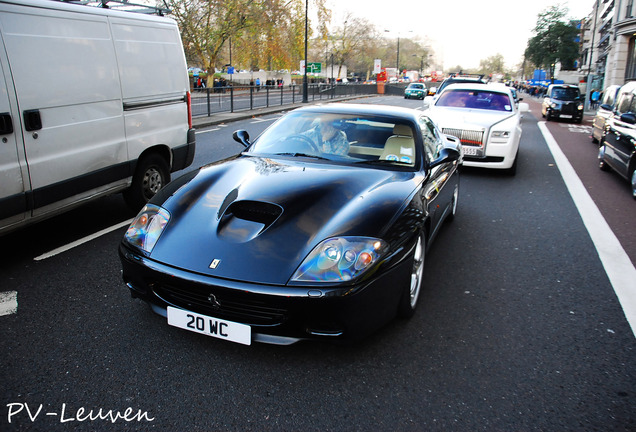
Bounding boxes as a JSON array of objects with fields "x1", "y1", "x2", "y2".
[{"x1": 190, "y1": 83, "x2": 384, "y2": 117}]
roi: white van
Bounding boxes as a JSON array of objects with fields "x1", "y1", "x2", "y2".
[{"x1": 0, "y1": 0, "x2": 195, "y2": 235}]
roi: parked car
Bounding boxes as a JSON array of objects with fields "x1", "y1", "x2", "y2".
[
  {"x1": 404, "y1": 83, "x2": 427, "y2": 99},
  {"x1": 0, "y1": 0, "x2": 195, "y2": 235},
  {"x1": 592, "y1": 84, "x2": 621, "y2": 143},
  {"x1": 424, "y1": 83, "x2": 527, "y2": 175},
  {"x1": 119, "y1": 103, "x2": 462, "y2": 345},
  {"x1": 598, "y1": 81, "x2": 636, "y2": 199},
  {"x1": 541, "y1": 84, "x2": 584, "y2": 123}
]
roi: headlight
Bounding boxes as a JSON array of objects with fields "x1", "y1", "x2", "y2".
[
  {"x1": 124, "y1": 204, "x2": 170, "y2": 253},
  {"x1": 491, "y1": 130, "x2": 511, "y2": 143},
  {"x1": 550, "y1": 102, "x2": 558, "y2": 109},
  {"x1": 291, "y1": 237, "x2": 388, "y2": 282},
  {"x1": 577, "y1": 103, "x2": 584, "y2": 111}
]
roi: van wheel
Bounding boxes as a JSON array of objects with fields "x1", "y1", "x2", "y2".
[{"x1": 124, "y1": 154, "x2": 170, "y2": 210}]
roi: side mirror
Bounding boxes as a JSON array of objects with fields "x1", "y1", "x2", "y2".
[
  {"x1": 518, "y1": 102, "x2": 530, "y2": 113},
  {"x1": 599, "y1": 103, "x2": 613, "y2": 111},
  {"x1": 423, "y1": 96, "x2": 433, "y2": 109},
  {"x1": 233, "y1": 129, "x2": 251, "y2": 147},
  {"x1": 620, "y1": 112, "x2": 636, "y2": 125},
  {"x1": 430, "y1": 138, "x2": 461, "y2": 169}
]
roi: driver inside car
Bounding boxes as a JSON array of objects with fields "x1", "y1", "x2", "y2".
[{"x1": 302, "y1": 116, "x2": 350, "y2": 156}]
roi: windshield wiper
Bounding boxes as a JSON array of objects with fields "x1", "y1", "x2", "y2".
[
  {"x1": 274, "y1": 152, "x2": 329, "y2": 160},
  {"x1": 354, "y1": 159, "x2": 410, "y2": 166}
]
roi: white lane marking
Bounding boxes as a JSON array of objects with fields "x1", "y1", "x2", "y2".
[
  {"x1": 195, "y1": 128, "x2": 220, "y2": 134},
  {"x1": 34, "y1": 219, "x2": 133, "y2": 262},
  {"x1": 0, "y1": 291, "x2": 17, "y2": 316},
  {"x1": 250, "y1": 116, "x2": 281, "y2": 124},
  {"x1": 539, "y1": 122, "x2": 636, "y2": 338}
]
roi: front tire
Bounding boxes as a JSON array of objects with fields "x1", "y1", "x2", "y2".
[
  {"x1": 397, "y1": 232, "x2": 426, "y2": 318},
  {"x1": 598, "y1": 144, "x2": 610, "y2": 172},
  {"x1": 505, "y1": 154, "x2": 518, "y2": 176},
  {"x1": 446, "y1": 184, "x2": 459, "y2": 222},
  {"x1": 124, "y1": 153, "x2": 170, "y2": 210}
]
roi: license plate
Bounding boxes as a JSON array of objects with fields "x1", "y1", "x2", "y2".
[
  {"x1": 167, "y1": 306, "x2": 251, "y2": 345},
  {"x1": 560, "y1": 114, "x2": 573, "y2": 118},
  {"x1": 463, "y1": 146, "x2": 479, "y2": 156}
]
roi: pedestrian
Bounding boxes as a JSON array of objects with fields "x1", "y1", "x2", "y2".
[{"x1": 591, "y1": 89, "x2": 600, "y2": 109}]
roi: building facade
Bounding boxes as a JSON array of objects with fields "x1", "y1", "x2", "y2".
[{"x1": 581, "y1": 0, "x2": 636, "y2": 89}]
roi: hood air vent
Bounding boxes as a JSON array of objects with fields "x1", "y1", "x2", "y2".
[{"x1": 217, "y1": 200, "x2": 283, "y2": 243}]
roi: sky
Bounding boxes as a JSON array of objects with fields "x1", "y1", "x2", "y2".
[{"x1": 326, "y1": 0, "x2": 594, "y2": 71}]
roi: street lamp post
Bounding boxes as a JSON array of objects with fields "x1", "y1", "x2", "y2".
[
  {"x1": 385, "y1": 30, "x2": 411, "y2": 80},
  {"x1": 302, "y1": 0, "x2": 308, "y2": 103}
]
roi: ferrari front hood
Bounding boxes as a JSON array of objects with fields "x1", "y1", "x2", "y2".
[{"x1": 149, "y1": 156, "x2": 419, "y2": 285}]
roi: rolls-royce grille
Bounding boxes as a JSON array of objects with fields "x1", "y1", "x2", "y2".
[
  {"x1": 154, "y1": 284, "x2": 288, "y2": 326},
  {"x1": 443, "y1": 128, "x2": 485, "y2": 157},
  {"x1": 442, "y1": 128, "x2": 484, "y2": 147}
]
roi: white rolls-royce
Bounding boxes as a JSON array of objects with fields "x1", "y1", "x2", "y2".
[{"x1": 424, "y1": 83, "x2": 528, "y2": 175}]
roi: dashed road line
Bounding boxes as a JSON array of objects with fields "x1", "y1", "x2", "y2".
[
  {"x1": 0, "y1": 291, "x2": 17, "y2": 316},
  {"x1": 34, "y1": 219, "x2": 133, "y2": 262}
]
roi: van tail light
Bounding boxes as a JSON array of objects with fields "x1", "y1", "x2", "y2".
[{"x1": 186, "y1": 91, "x2": 193, "y2": 129}]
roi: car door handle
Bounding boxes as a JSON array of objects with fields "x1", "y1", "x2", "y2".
[
  {"x1": 23, "y1": 109, "x2": 42, "y2": 132},
  {"x1": 0, "y1": 112, "x2": 13, "y2": 135}
]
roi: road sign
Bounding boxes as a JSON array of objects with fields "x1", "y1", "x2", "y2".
[
  {"x1": 374, "y1": 59, "x2": 381, "y2": 74},
  {"x1": 307, "y1": 62, "x2": 322, "y2": 73}
]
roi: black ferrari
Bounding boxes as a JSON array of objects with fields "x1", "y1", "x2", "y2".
[{"x1": 119, "y1": 103, "x2": 461, "y2": 345}]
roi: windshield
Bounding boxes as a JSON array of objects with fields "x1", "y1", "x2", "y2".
[
  {"x1": 551, "y1": 87, "x2": 580, "y2": 100},
  {"x1": 248, "y1": 111, "x2": 419, "y2": 168},
  {"x1": 408, "y1": 84, "x2": 425, "y2": 90},
  {"x1": 436, "y1": 89, "x2": 513, "y2": 112}
]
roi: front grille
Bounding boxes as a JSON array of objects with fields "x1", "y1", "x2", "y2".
[
  {"x1": 154, "y1": 283, "x2": 288, "y2": 326},
  {"x1": 560, "y1": 103, "x2": 577, "y2": 114},
  {"x1": 442, "y1": 128, "x2": 484, "y2": 147}
]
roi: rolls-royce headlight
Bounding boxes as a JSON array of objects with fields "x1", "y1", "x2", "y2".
[
  {"x1": 291, "y1": 237, "x2": 388, "y2": 282},
  {"x1": 124, "y1": 204, "x2": 170, "y2": 253},
  {"x1": 577, "y1": 103, "x2": 584, "y2": 111},
  {"x1": 491, "y1": 130, "x2": 511, "y2": 143}
]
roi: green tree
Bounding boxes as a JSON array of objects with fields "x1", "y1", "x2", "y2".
[
  {"x1": 324, "y1": 14, "x2": 378, "y2": 80},
  {"x1": 524, "y1": 4, "x2": 580, "y2": 81},
  {"x1": 168, "y1": 0, "x2": 329, "y2": 77},
  {"x1": 478, "y1": 54, "x2": 505, "y2": 76}
]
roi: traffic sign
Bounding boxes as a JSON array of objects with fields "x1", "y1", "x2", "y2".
[{"x1": 307, "y1": 62, "x2": 322, "y2": 73}]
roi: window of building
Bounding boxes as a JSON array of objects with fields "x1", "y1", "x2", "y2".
[{"x1": 625, "y1": 36, "x2": 636, "y2": 81}]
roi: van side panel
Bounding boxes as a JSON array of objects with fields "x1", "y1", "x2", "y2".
[
  {"x1": 0, "y1": 2, "x2": 128, "y2": 214},
  {"x1": 110, "y1": 17, "x2": 190, "y2": 166},
  {"x1": 0, "y1": 30, "x2": 28, "y2": 226}
]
